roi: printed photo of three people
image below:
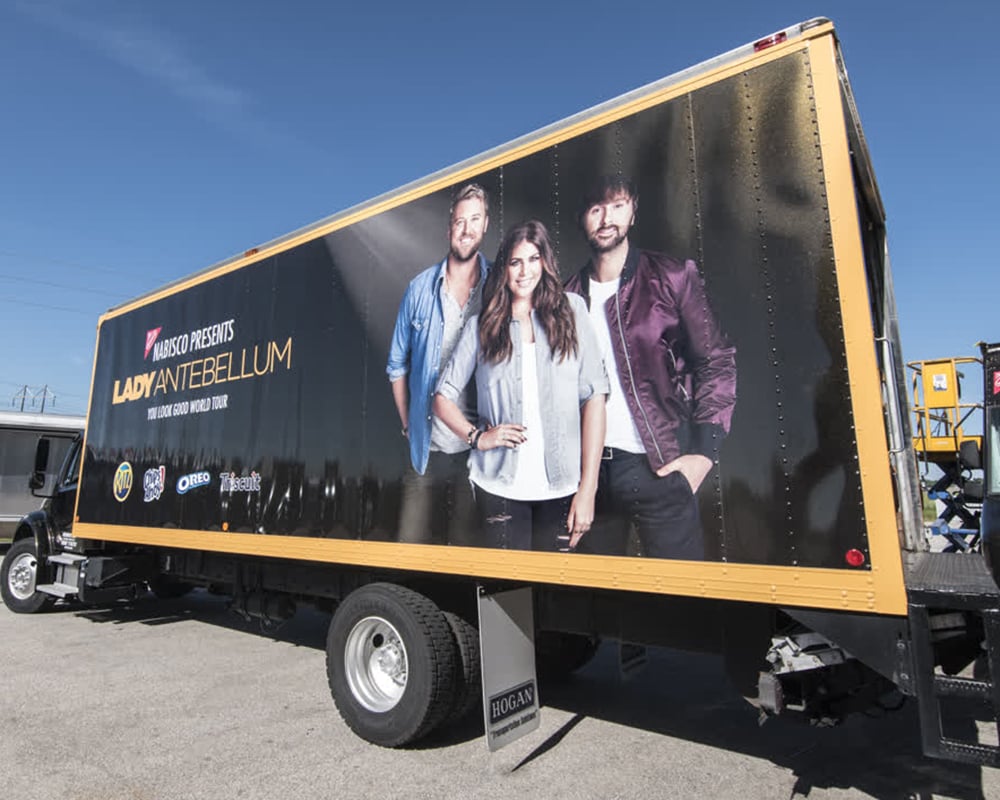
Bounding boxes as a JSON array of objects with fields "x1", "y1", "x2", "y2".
[
  {"x1": 372, "y1": 51, "x2": 867, "y2": 569},
  {"x1": 81, "y1": 53, "x2": 870, "y2": 570}
]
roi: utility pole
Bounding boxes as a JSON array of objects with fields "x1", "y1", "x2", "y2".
[
  {"x1": 9, "y1": 384, "x2": 57, "y2": 412},
  {"x1": 12, "y1": 384, "x2": 28, "y2": 412}
]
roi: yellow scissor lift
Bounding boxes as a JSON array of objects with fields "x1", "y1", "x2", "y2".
[{"x1": 908, "y1": 357, "x2": 984, "y2": 551}]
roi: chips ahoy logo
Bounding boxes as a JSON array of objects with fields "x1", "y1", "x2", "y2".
[
  {"x1": 145, "y1": 327, "x2": 162, "y2": 360},
  {"x1": 113, "y1": 462, "x2": 133, "y2": 502},
  {"x1": 143, "y1": 466, "x2": 166, "y2": 502}
]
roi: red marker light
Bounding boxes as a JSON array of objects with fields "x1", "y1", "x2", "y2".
[
  {"x1": 244, "y1": 247, "x2": 260, "y2": 258},
  {"x1": 845, "y1": 549, "x2": 866, "y2": 567},
  {"x1": 753, "y1": 32, "x2": 787, "y2": 52}
]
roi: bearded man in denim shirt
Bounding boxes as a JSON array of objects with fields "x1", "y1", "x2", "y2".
[
  {"x1": 386, "y1": 184, "x2": 490, "y2": 545},
  {"x1": 566, "y1": 176, "x2": 737, "y2": 560}
]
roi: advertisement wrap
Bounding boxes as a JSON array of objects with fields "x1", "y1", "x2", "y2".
[{"x1": 79, "y1": 50, "x2": 870, "y2": 570}]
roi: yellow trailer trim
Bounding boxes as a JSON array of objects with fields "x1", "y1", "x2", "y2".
[
  {"x1": 74, "y1": 521, "x2": 904, "y2": 614},
  {"x1": 807, "y1": 32, "x2": 907, "y2": 613}
]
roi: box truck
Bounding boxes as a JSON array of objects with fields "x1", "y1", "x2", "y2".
[{"x1": 4, "y1": 18, "x2": 999, "y2": 764}]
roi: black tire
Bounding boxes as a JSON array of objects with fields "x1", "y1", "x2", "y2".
[
  {"x1": 1, "y1": 538, "x2": 55, "y2": 614},
  {"x1": 535, "y1": 631, "x2": 600, "y2": 682},
  {"x1": 326, "y1": 583, "x2": 457, "y2": 747},
  {"x1": 443, "y1": 611, "x2": 482, "y2": 724}
]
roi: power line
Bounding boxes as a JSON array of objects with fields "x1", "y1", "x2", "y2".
[
  {"x1": 0, "y1": 272, "x2": 131, "y2": 299},
  {"x1": 0, "y1": 247, "x2": 151, "y2": 277},
  {"x1": 0, "y1": 296, "x2": 101, "y2": 315},
  {"x1": 3, "y1": 381, "x2": 86, "y2": 400},
  {"x1": 11, "y1": 384, "x2": 58, "y2": 413}
]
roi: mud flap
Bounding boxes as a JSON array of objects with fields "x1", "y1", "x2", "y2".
[{"x1": 477, "y1": 585, "x2": 540, "y2": 751}]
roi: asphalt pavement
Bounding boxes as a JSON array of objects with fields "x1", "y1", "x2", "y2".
[{"x1": 1, "y1": 571, "x2": 997, "y2": 799}]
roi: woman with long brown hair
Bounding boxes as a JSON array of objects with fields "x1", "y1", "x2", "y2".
[{"x1": 433, "y1": 220, "x2": 607, "y2": 551}]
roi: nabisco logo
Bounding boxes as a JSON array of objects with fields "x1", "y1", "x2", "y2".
[{"x1": 145, "y1": 327, "x2": 162, "y2": 360}]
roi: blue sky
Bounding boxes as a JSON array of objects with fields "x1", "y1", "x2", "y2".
[{"x1": 2, "y1": 0, "x2": 997, "y2": 418}]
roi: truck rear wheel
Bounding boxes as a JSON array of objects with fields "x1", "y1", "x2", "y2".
[
  {"x1": 1, "y1": 538, "x2": 55, "y2": 614},
  {"x1": 326, "y1": 583, "x2": 457, "y2": 746},
  {"x1": 443, "y1": 611, "x2": 482, "y2": 724}
]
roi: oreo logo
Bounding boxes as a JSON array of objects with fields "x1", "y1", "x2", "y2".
[{"x1": 177, "y1": 471, "x2": 211, "y2": 495}]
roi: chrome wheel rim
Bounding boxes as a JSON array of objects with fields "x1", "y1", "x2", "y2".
[
  {"x1": 344, "y1": 616, "x2": 408, "y2": 712},
  {"x1": 8, "y1": 552, "x2": 38, "y2": 601}
]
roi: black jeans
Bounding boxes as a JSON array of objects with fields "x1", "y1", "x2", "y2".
[
  {"x1": 397, "y1": 451, "x2": 477, "y2": 546},
  {"x1": 578, "y1": 448, "x2": 704, "y2": 560},
  {"x1": 474, "y1": 486, "x2": 573, "y2": 551}
]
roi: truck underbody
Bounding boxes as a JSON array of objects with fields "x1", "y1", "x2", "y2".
[{"x1": 5, "y1": 524, "x2": 999, "y2": 764}]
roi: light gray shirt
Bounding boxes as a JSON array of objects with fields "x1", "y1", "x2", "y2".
[
  {"x1": 430, "y1": 275, "x2": 483, "y2": 453},
  {"x1": 436, "y1": 293, "x2": 608, "y2": 491}
]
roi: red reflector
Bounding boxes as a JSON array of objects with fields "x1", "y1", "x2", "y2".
[
  {"x1": 753, "y1": 32, "x2": 787, "y2": 52},
  {"x1": 845, "y1": 549, "x2": 866, "y2": 567}
]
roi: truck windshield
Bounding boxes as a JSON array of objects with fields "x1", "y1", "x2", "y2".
[{"x1": 61, "y1": 438, "x2": 82, "y2": 486}]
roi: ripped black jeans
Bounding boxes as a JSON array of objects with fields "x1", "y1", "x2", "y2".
[{"x1": 473, "y1": 486, "x2": 573, "y2": 551}]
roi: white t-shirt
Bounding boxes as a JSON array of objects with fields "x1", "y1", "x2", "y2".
[
  {"x1": 472, "y1": 343, "x2": 574, "y2": 501},
  {"x1": 587, "y1": 277, "x2": 646, "y2": 453}
]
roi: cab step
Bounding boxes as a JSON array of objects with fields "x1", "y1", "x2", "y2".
[
  {"x1": 35, "y1": 582, "x2": 78, "y2": 598},
  {"x1": 906, "y1": 551, "x2": 1000, "y2": 767}
]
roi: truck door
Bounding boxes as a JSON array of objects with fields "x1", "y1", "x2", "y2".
[{"x1": 48, "y1": 436, "x2": 81, "y2": 536}]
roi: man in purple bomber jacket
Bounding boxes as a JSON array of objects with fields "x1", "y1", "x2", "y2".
[{"x1": 565, "y1": 176, "x2": 736, "y2": 560}]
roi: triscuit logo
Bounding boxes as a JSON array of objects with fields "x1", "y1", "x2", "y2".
[
  {"x1": 220, "y1": 471, "x2": 262, "y2": 493},
  {"x1": 113, "y1": 462, "x2": 133, "y2": 502},
  {"x1": 145, "y1": 328, "x2": 162, "y2": 360},
  {"x1": 143, "y1": 466, "x2": 166, "y2": 502}
]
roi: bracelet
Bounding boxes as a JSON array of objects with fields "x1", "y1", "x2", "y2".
[
  {"x1": 471, "y1": 428, "x2": 485, "y2": 451},
  {"x1": 466, "y1": 426, "x2": 478, "y2": 446}
]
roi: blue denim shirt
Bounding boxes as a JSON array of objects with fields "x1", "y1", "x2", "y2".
[
  {"x1": 386, "y1": 254, "x2": 490, "y2": 474},
  {"x1": 436, "y1": 293, "x2": 609, "y2": 491}
]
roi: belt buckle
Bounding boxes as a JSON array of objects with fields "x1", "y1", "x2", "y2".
[{"x1": 602, "y1": 447, "x2": 614, "y2": 461}]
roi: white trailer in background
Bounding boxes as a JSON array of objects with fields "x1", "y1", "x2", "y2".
[{"x1": 0, "y1": 410, "x2": 84, "y2": 542}]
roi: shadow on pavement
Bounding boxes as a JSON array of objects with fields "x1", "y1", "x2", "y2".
[
  {"x1": 69, "y1": 587, "x2": 330, "y2": 651},
  {"x1": 540, "y1": 643, "x2": 989, "y2": 800}
]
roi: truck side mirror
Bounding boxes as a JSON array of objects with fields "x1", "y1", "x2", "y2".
[
  {"x1": 28, "y1": 437, "x2": 51, "y2": 492},
  {"x1": 959, "y1": 439, "x2": 982, "y2": 471}
]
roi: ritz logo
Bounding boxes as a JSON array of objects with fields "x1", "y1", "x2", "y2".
[
  {"x1": 113, "y1": 462, "x2": 133, "y2": 502},
  {"x1": 143, "y1": 466, "x2": 166, "y2": 502}
]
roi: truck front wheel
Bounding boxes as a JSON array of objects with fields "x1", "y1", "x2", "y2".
[
  {"x1": 326, "y1": 583, "x2": 457, "y2": 747},
  {"x1": 1, "y1": 539, "x2": 55, "y2": 614}
]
